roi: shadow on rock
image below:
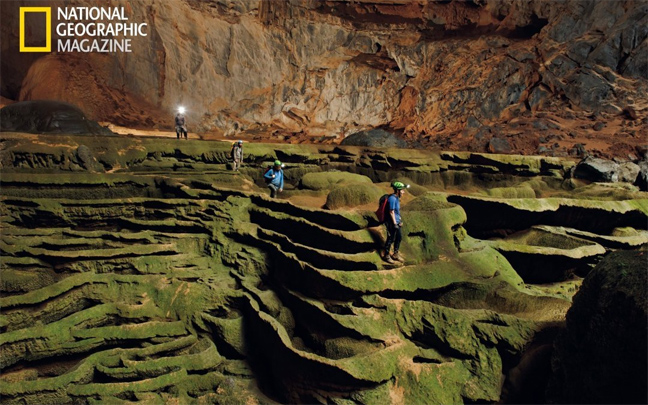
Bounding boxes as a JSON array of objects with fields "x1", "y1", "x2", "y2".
[{"x1": 0, "y1": 100, "x2": 114, "y2": 136}]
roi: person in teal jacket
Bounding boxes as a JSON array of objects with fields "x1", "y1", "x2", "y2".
[{"x1": 264, "y1": 160, "x2": 284, "y2": 198}]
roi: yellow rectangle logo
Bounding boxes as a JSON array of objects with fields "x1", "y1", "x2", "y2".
[{"x1": 20, "y1": 7, "x2": 51, "y2": 52}]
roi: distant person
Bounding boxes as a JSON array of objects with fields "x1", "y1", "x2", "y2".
[
  {"x1": 382, "y1": 181, "x2": 409, "y2": 264},
  {"x1": 264, "y1": 160, "x2": 284, "y2": 198},
  {"x1": 175, "y1": 108, "x2": 187, "y2": 139},
  {"x1": 231, "y1": 140, "x2": 243, "y2": 171}
]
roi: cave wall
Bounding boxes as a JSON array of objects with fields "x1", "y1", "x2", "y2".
[{"x1": 1, "y1": 0, "x2": 646, "y2": 138}]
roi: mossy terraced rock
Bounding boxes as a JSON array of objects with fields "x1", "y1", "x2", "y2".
[
  {"x1": 448, "y1": 194, "x2": 648, "y2": 236},
  {"x1": 300, "y1": 171, "x2": 373, "y2": 190},
  {"x1": 325, "y1": 182, "x2": 383, "y2": 209},
  {"x1": 488, "y1": 226, "x2": 606, "y2": 283},
  {"x1": 3, "y1": 134, "x2": 645, "y2": 403},
  {"x1": 545, "y1": 225, "x2": 648, "y2": 250}
]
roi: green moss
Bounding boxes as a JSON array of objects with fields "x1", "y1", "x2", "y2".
[
  {"x1": 403, "y1": 194, "x2": 456, "y2": 212},
  {"x1": 201, "y1": 314, "x2": 247, "y2": 357},
  {"x1": 553, "y1": 182, "x2": 648, "y2": 201},
  {"x1": 96, "y1": 339, "x2": 221, "y2": 380},
  {"x1": 301, "y1": 172, "x2": 373, "y2": 190},
  {"x1": 486, "y1": 186, "x2": 537, "y2": 199},
  {"x1": 612, "y1": 227, "x2": 643, "y2": 237},
  {"x1": 325, "y1": 182, "x2": 383, "y2": 209},
  {"x1": 0, "y1": 269, "x2": 55, "y2": 293}
]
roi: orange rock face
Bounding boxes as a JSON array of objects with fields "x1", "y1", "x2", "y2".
[{"x1": 1, "y1": 0, "x2": 646, "y2": 158}]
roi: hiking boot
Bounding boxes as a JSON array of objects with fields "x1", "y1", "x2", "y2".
[
  {"x1": 383, "y1": 255, "x2": 395, "y2": 264},
  {"x1": 391, "y1": 252, "x2": 404, "y2": 262},
  {"x1": 382, "y1": 251, "x2": 395, "y2": 264}
]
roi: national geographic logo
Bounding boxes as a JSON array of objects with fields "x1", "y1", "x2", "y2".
[
  {"x1": 20, "y1": 7, "x2": 51, "y2": 52},
  {"x1": 19, "y1": 6, "x2": 148, "y2": 53}
]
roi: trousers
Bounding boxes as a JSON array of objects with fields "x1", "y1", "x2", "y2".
[
  {"x1": 384, "y1": 222, "x2": 402, "y2": 253},
  {"x1": 268, "y1": 183, "x2": 279, "y2": 198}
]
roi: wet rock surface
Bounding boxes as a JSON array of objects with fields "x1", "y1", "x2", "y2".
[{"x1": 0, "y1": 134, "x2": 646, "y2": 403}]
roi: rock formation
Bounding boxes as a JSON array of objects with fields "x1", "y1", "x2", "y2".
[
  {"x1": 0, "y1": 100, "x2": 113, "y2": 136},
  {"x1": 1, "y1": 0, "x2": 646, "y2": 157},
  {"x1": 1, "y1": 133, "x2": 646, "y2": 403},
  {"x1": 547, "y1": 250, "x2": 648, "y2": 404}
]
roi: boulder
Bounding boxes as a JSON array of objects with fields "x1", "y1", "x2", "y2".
[
  {"x1": 340, "y1": 129, "x2": 407, "y2": 148},
  {"x1": 76, "y1": 145, "x2": 102, "y2": 172},
  {"x1": 0, "y1": 101, "x2": 114, "y2": 136},
  {"x1": 568, "y1": 143, "x2": 587, "y2": 157},
  {"x1": 618, "y1": 161, "x2": 640, "y2": 183},
  {"x1": 573, "y1": 156, "x2": 619, "y2": 182},
  {"x1": 487, "y1": 138, "x2": 512, "y2": 154},
  {"x1": 548, "y1": 250, "x2": 648, "y2": 404},
  {"x1": 634, "y1": 160, "x2": 648, "y2": 191}
]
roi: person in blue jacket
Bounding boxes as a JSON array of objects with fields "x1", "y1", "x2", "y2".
[
  {"x1": 383, "y1": 181, "x2": 409, "y2": 264},
  {"x1": 264, "y1": 160, "x2": 284, "y2": 198}
]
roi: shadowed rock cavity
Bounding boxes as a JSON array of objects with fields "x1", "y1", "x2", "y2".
[{"x1": 0, "y1": 101, "x2": 114, "y2": 136}]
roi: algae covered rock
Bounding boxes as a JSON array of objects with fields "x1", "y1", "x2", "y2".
[
  {"x1": 448, "y1": 194, "x2": 648, "y2": 236},
  {"x1": 400, "y1": 194, "x2": 467, "y2": 263},
  {"x1": 548, "y1": 250, "x2": 648, "y2": 404},
  {"x1": 489, "y1": 226, "x2": 606, "y2": 283},
  {"x1": 76, "y1": 145, "x2": 103, "y2": 172},
  {"x1": 300, "y1": 171, "x2": 373, "y2": 190},
  {"x1": 4, "y1": 134, "x2": 640, "y2": 404},
  {"x1": 325, "y1": 182, "x2": 382, "y2": 209},
  {"x1": 486, "y1": 185, "x2": 537, "y2": 199}
]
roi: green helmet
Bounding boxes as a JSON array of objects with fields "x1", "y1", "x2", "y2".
[
  {"x1": 274, "y1": 160, "x2": 282, "y2": 167},
  {"x1": 391, "y1": 181, "x2": 410, "y2": 190}
]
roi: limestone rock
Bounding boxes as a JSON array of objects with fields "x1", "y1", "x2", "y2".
[
  {"x1": 300, "y1": 171, "x2": 373, "y2": 190},
  {"x1": 487, "y1": 138, "x2": 513, "y2": 154},
  {"x1": 635, "y1": 160, "x2": 648, "y2": 191},
  {"x1": 618, "y1": 161, "x2": 640, "y2": 183},
  {"x1": 573, "y1": 156, "x2": 619, "y2": 183},
  {"x1": 548, "y1": 250, "x2": 648, "y2": 404},
  {"x1": 76, "y1": 145, "x2": 103, "y2": 172},
  {"x1": 446, "y1": 194, "x2": 648, "y2": 237},
  {"x1": 2, "y1": 1, "x2": 644, "y2": 157},
  {"x1": 0, "y1": 101, "x2": 114, "y2": 136},
  {"x1": 489, "y1": 226, "x2": 606, "y2": 283},
  {"x1": 2, "y1": 133, "x2": 646, "y2": 403},
  {"x1": 325, "y1": 182, "x2": 382, "y2": 209},
  {"x1": 340, "y1": 129, "x2": 408, "y2": 148}
]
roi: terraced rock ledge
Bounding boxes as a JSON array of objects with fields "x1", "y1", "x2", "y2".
[{"x1": 1, "y1": 134, "x2": 646, "y2": 403}]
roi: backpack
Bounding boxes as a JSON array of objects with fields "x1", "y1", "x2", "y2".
[
  {"x1": 230, "y1": 142, "x2": 238, "y2": 160},
  {"x1": 263, "y1": 166, "x2": 273, "y2": 183},
  {"x1": 375, "y1": 194, "x2": 390, "y2": 223}
]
